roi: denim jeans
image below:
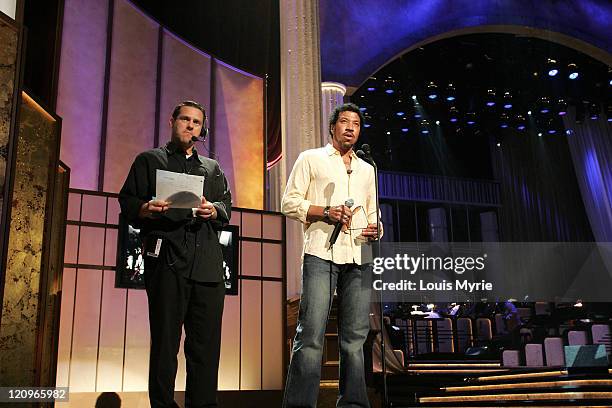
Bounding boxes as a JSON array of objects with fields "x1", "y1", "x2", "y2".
[{"x1": 283, "y1": 254, "x2": 372, "y2": 408}]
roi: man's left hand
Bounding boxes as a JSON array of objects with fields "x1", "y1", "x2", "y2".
[
  {"x1": 360, "y1": 223, "x2": 379, "y2": 241},
  {"x1": 194, "y1": 196, "x2": 217, "y2": 220}
]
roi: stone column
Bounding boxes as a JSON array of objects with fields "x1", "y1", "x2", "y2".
[
  {"x1": 275, "y1": 0, "x2": 323, "y2": 298},
  {"x1": 320, "y1": 82, "x2": 346, "y2": 145}
]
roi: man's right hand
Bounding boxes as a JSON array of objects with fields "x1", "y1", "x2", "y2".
[
  {"x1": 328, "y1": 205, "x2": 352, "y2": 225},
  {"x1": 138, "y1": 199, "x2": 169, "y2": 218}
]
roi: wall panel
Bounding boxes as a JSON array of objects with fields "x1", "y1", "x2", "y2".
[
  {"x1": 56, "y1": 0, "x2": 109, "y2": 189},
  {"x1": 123, "y1": 288, "x2": 150, "y2": 391},
  {"x1": 96, "y1": 270, "x2": 127, "y2": 391},
  {"x1": 55, "y1": 268, "x2": 77, "y2": 387},
  {"x1": 240, "y1": 280, "x2": 262, "y2": 389},
  {"x1": 219, "y1": 293, "x2": 240, "y2": 390},
  {"x1": 103, "y1": 0, "x2": 159, "y2": 192},
  {"x1": 213, "y1": 61, "x2": 264, "y2": 210},
  {"x1": 69, "y1": 269, "x2": 103, "y2": 391},
  {"x1": 159, "y1": 30, "x2": 212, "y2": 151},
  {"x1": 262, "y1": 282, "x2": 283, "y2": 389}
]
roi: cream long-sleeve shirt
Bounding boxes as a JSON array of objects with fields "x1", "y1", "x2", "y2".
[{"x1": 281, "y1": 143, "x2": 381, "y2": 265}]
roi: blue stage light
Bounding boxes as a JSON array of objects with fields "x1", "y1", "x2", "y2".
[
  {"x1": 364, "y1": 124, "x2": 371, "y2": 128},
  {"x1": 396, "y1": 111, "x2": 405, "y2": 116},
  {"x1": 548, "y1": 69, "x2": 558, "y2": 77},
  {"x1": 567, "y1": 63, "x2": 579, "y2": 79},
  {"x1": 385, "y1": 89, "x2": 394, "y2": 94},
  {"x1": 359, "y1": 107, "x2": 367, "y2": 111},
  {"x1": 401, "y1": 128, "x2": 409, "y2": 133},
  {"x1": 367, "y1": 87, "x2": 376, "y2": 91},
  {"x1": 568, "y1": 72, "x2": 579, "y2": 80}
]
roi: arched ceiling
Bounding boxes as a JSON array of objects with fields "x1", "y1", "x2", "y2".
[{"x1": 319, "y1": 0, "x2": 612, "y2": 88}]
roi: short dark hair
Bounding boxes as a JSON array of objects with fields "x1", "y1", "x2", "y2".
[
  {"x1": 171, "y1": 100, "x2": 207, "y2": 120},
  {"x1": 328, "y1": 102, "x2": 365, "y2": 137}
]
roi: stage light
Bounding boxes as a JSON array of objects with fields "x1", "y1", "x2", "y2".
[
  {"x1": 367, "y1": 87, "x2": 376, "y2": 91},
  {"x1": 435, "y1": 120, "x2": 440, "y2": 125},
  {"x1": 401, "y1": 128, "x2": 409, "y2": 133},
  {"x1": 385, "y1": 89, "x2": 394, "y2": 94},
  {"x1": 396, "y1": 111, "x2": 405, "y2": 116},
  {"x1": 427, "y1": 82, "x2": 438, "y2": 99},
  {"x1": 485, "y1": 89, "x2": 496, "y2": 107},
  {"x1": 567, "y1": 63, "x2": 579, "y2": 79},
  {"x1": 516, "y1": 114, "x2": 526, "y2": 130},
  {"x1": 420, "y1": 119, "x2": 430, "y2": 134},
  {"x1": 557, "y1": 98, "x2": 568, "y2": 116},
  {"x1": 359, "y1": 107, "x2": 367, "y2": 111},
  {"x1": 527, "y1": 110, "x2": 532, "y2": 115},
  {"x1": 538, "y1": 132, "x2": 543, "y2": 137},
  {"x1": 548, "y1": 129, "x2": 556, "y2": 134},
  {"x1": 449, "y1": 106, "x2": 459, "y2": 123},
  {"x1": 466, "y1": 112, "x2": 476, "y2": 125},
  {"x1": 414, "y1": 113, "x2": 422, "y2": 119},
  {"x1": 566, "y1": 129, "x2": 573, "y2": 135},
  {"x1": 496, "y1": 142, "x2": 501, "y2": 147},
  {"x1": 500, "y1": 113, "x2": 509, "y2": 128},
  {"x1": 589, "y1": 103, "x2": 600, "y2": 120},
  {"x1": 386, "y1": 131, "x2": 391, "y2": 135},
  {"x1": 446, "y1": 83, "x2": 456, "y2": 101},
  {"x1": 606, "y1": 103, "x2": 612, "y2": 122},
  {"x1": 364, "y1": 124, "x2": 371, "y2": 128},
  {"x1": 539, "y1": 97, "x2": 551, "y2": 114},
  {"x1": 546, "y1": 58, "x2": 559, "y2": 77},
  {"x1": 503, "y1": 91, "x2": 512, "y2": 109}
]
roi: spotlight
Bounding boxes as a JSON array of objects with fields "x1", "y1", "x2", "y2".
[
  {"x1": 386, "y1": 131, "x2": 391, "y2": 135},
  {"x1": 500, "y1": 113, "x2": 510, "y2": 128},
  {"x1": 449, "y1": 106, "x2": 459, "y2": 123},
  {"x1": 364, "y1": 124, "x2": 371, "y2": 128},
  {"x1": 420, "y1": 119, "x2": 430, "y2": 134},
  {"x1": 539, "y1": 97, "x2": 551, "y2": 114},
  {"x1": 547, "y1": 119, "x2": 557, "y2": 134},
  {"x1": 496, "y1": 142, "x2": 501, "y2": 147},
  {"x1": 401, "y1": 128, "x2": 409, "y2": 133},
  {"x1": 367, "y1": 87, "x2": 376, "y2": 91},
  {"x1": 485, "y1": 89, "x2": 496, "y2": 107},
  {"x1": 412, "y1": 95, "x2": 418, "y2": 100},
  {"x1": 414, "y1": 113, "x2": 422, "y2": 119},
  {"x1": 385, "y1": 89, "x2": 394, "y2": 94},
  {"x1": 516, "y1": 114, "x2": 526, "y2": 130},
  {"x1": 503, "y1": 91, "x2": 512, "y2": 109},
  {"x1": 396, "y1": 111, "x2": 405, "y2": 116},
  {"x1": 557, "y1": 98, "x2": 568, "y2": 116},
  {"x1": 538, "y1": 132, "x2": 543, "y2": 137},
  {"x1": 466, "y1": 112, "x2": 476, "y2": 125},
  {"x1": 446, "y1": 83, "x2": 456, "y2": 101},
  {"x1": 546, "y1": 58, "x2": 559, "y2": 77},
  {"x1": 566, "y1": 129, "x2": 573, "y2": 136},
  {"x1": 359, "y1": 107, "x2": 367, "y2": 111},
  {"x1": 427, "y1": 82, "x2": 438, "y2": 99},
  {"x1": 589, "y1": 103, "x2": 600, "y2": 120},
  {"x1": 567, "y1": 63, "x2": 579, "y2": 79},
  {"x1": 435, "y1": 120, "x2": 440, "y2": 125},
  {"x1": 527, "y1": 110, "x2": 532, "y2": 115}
]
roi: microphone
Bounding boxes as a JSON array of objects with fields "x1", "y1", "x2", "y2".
[{"x1": 329, "y1": 198, "x2": 354, "y2": 246}]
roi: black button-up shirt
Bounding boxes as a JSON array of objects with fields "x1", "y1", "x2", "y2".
[{"x1": 119, "y1": 141, "x2": 232, "y2": 282}]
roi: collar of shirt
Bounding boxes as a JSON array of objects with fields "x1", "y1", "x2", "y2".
[
  {"x1": 164, "y1": 141, "x2": 202, "y2": 162},
  {"x1": 324, "y1": 143, "x2": 359, "y2": 162}
]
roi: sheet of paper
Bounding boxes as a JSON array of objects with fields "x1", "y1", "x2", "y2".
[{"x1": 155, "y1": 169, "x2": 204, "y2": 209}]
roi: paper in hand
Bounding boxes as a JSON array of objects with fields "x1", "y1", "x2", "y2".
[{"x1": 155, "y1": 169, "x2": 204, "y2": 209}]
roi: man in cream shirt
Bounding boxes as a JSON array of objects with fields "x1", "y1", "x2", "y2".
[{"x1": 281, "y1": 103, "x2": 381, "y2": 408}]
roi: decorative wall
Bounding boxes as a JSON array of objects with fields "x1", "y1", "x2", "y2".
[
  {"x1": 57, "y1": 190, "x2": 285, "y2": 392},
  {"x1": 56, "y1": 0, "x2": 264, "y2": 208},
  {"x1": 0, "y1": 92, "x2": 59, "y2": 386}
]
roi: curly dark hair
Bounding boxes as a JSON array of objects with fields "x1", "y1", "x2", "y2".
[{"x1": 328, "y1": 102, "x2": 365, "y2": 137}]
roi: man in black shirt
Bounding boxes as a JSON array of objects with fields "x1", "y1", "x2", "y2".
[{"x1": 119, "y1": 100, "x2": 231, "y2": 408}]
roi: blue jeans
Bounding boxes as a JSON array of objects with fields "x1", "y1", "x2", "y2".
[{"x1": 283, "y1": 254, "x2": 372, "y2": 408}]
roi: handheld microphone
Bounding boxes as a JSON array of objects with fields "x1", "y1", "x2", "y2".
[{"x1": 329, "y1": 198, "x2": 354, "y2": 246}]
